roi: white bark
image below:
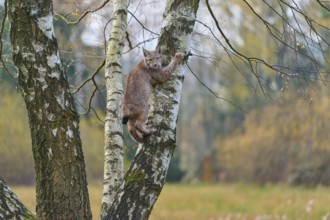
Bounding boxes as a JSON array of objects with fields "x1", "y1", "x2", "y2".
[
  {"x1": 102, "y1": 0, "x2": 128, "y2": 218},
  {"x1": 104, "y1": 0, "x2": 200, "y2": 219},
  {"x1": 9, "y1": 0, "x2": 92, "y2": 218},
  {"x1": 0, "y1": 178, "x2": 35, "y2": 220}
]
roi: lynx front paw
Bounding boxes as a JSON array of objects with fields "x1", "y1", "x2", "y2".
[{"x1": 174, "y1": 52, "x2": 184, "y2": 62}]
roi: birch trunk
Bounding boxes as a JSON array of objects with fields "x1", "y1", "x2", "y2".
[
  {"x1": 0, "y1": 178, "x2": 35, "y2": 220},
  {"x1": 8, "y1": 0, "x2": 92, "y2": 219},
  {"x1": 104, "y1": 0, "x2": 200, "y2": 219},
  {"x1": 101, "y1": 0, "x2": 128, "y2": 218}
]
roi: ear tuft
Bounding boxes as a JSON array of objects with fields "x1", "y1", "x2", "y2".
[{"x1": 143, "y1": 47, "x2": 148, "y2": 57}]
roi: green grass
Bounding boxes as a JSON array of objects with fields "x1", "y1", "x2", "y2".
[
  {"x1": 12, "y1": 183, "x2": 330, "y2": 220},
  {"x1": 152, "y1": 184, "x2": 330, "y2": 220}
]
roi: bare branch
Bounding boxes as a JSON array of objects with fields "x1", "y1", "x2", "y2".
[
  {"x1": 78, "y1": 81, "x2": 105, "y2": 124},
  {"x1": 245, "y1": 0, "x2": 322, "y2": 69},
  {"x1": 71, "y1": 59, "x2": 105, "y2": 123},
  {"x1": 205, "y1": 0, "x2": 270, "y2": 94},
  {"x1": 54, "y1": 0, "x2": 111, "y2": 25},
  {"x1": 125, "y1": 31, "x2": 132, "y2": 49},
  {"x1": 127, "y1": 10, "x2": 159, "y2": 36},
  {"x1": 102, "y1": 18, "x2": 114, "y2": 49},
  {"x1": 185, "y1": 62, "x2": 247, "y2": 113},
  {"x1": 316, "y1": 0, "x2": 330, "y2": 12},
  {"x1": 204, "y1": 0, "x2": 330, "y2": 93},
  {"x1": 72, "y1": 59, "x2": 105, "y2": 94},
  {"x1": 122, "y1": 37, "x2": 158, "y2": 54}
]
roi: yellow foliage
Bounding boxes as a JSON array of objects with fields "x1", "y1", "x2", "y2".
[
  {"x1": 0, "y1": 88, "x2": 105, "y2": 184},
  {"x1": 0, "y1": 88, "x2": 34, "y2": 184},
  {"x1": 0, "y1": 85, "x2": 136, "y2": 185},
  {"x1": 80, "y1": 114, "x2": 105, "y2": 182},
  {"x1": 217, "y1": 91, "x2": 330, "y2": 185}
]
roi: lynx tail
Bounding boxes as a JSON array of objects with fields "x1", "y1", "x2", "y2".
[{"x1": 122, "y1": 116, "x2": 129, "y2": 124}]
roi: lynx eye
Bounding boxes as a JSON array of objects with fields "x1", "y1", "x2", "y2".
[{"x1": 147, "y1": 59, "x2": 152, "y2": 62}]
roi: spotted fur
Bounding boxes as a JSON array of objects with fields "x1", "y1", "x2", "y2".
[{"x1": 122, "y1": 48, "x2": 184, "y2": 143}]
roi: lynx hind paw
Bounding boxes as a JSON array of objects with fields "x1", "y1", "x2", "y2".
[
  {"x1": 142, "y1": 128, "x2": 154, "y2": 141},
  {"x1": 142, "y1": 126, "x2": 153, "y2": 135},
  {"x1": 141, "y1": 127, "x2": 154, "y2": 137},
  {"x1": 174, "y1": 52, "x2": 184, "y2": 62}
]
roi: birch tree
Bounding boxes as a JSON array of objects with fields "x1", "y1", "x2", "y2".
[
  {"x1": 7, "y1": 0, "x2": 92, "y2": 219},
  {"x1": 101, "y1": 0, "x2": 128, "y2": 218},
  {"x1": 103, "y1": 0, "x2": 200, "y2": 219},
  {"x1": 3, "y1": 0, "x2": 328, "y2": 218},
  {"x1": 0, "y1": 178, "x2": 35, "y2": 219},
  {"x1": 2, "y1": 0, "x2": 200, "y2": 218}
]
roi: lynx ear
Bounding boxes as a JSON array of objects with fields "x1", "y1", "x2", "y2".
[{"x1": 143, "y1": 47, "x2": 148, "y2": 57}]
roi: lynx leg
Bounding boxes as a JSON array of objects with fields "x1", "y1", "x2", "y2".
[
  {"x1": 135, "y1": 109, "x2": 151, "y2": 136},
  {"x1": 128, "y1": 119, "x2": 144, "y2": 143}
]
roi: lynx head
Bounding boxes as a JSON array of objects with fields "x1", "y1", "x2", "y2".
[{"x1": 143, "y1": 47, "x2": 162, "y2": 69}]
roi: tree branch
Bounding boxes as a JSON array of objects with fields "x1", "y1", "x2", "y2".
[
  {"x1": 127, "y1": 10, "x2": 160, "y2": 36},
  {"x1": 316, "y1": 0, "x2": 330, "y2": 12},
  {"x1": 102, "y1": 0, "x2": 128, "y2": 218},
  {"x1": 0, "y1": 178, "x2": 35, "y2": 219},
  {"x1": 185, "y1": 62, "x2": 247, "y2": 113},
  {"x1": 72, "y1": 59, "x2": 105, "y2": 94},
  {"x1": 0, "y1": 0, "x2": 10, "y2": 74},
  {"x1": 205, "y1": 0, "x2": 268, "y2": 94},
  {"x1": 105, "y1": 0, "x2": 200, "y2": 219},
  {"x1": 54, "y1": 0, "x2": 111, "y2": 25}
]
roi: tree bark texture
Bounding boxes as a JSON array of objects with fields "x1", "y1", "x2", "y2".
[
  {"x1": 8, "y1": 0, "x2": 92, "y2": 219},
  {"x1": 102, "y1": 0, "x2": 128, "y2": 218},
  {"x1": 105, "y1": 0, "x2": 200, "y2": 219},
  {"x1": 0, "y1": 178, "x2": 35, "y2": 220}
]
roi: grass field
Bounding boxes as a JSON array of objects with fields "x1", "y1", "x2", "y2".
[{"x1": 13, "y1": 183, "x2": 330, "y2": 220}]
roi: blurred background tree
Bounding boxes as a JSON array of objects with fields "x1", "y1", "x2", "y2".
[
  {"x1": 0, "y1": 88, "x2": 33, "y2": 185},
  {"x1": 218, "y1": 88, "x2": 330, "y2": 186}
]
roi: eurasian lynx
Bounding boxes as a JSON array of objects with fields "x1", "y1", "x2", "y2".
[{"x1": 122, "y1": 47, "x2": 184, "y2": 143}]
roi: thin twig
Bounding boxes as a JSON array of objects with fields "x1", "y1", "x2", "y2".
[
  {"x1": 185, "y1": 62, "x2": 247, "y2": 114},
  {"x1": 127, "y1": 10, "x2": 159, "y2": 36},
  {"x1": 72, "y1": 59, "x2": 105, "y2": 94},
  {"x1": 126, "y1": 31, "x2": 133, "y2": 49},
  {"x1": 316, "y1": 0, "x2": 330, "y2": 11},
  {"x1": 54, "y1": 0, "x2": 111, "y2": 25},
  {"x1": 122, "y1": 37, "x2": 158, "y2": 54},
  {"x1": 205, "y1": 0, "x2": 269, "y2": 95}
]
